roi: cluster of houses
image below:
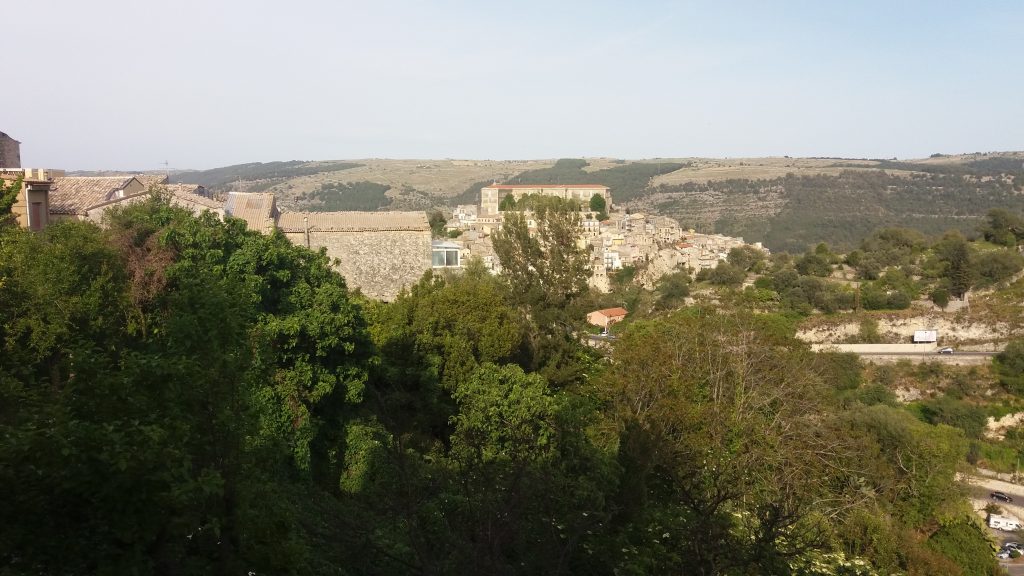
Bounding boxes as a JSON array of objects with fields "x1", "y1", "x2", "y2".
[
  {"x1": 447, "y1": 184, "x2": 767, "y2": 293},
  {"x1": 1, "y1": 130, "x2": 765, "y2": 302}
]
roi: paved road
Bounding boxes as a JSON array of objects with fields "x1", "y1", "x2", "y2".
[
  {"x1": 1003, "y1": 561, "x2": 1024, "y2": 576},
  {"x1": 858, "y1": 351, "x2": 998, "y2": 357},
  {"x1": 965, "y1": 475, "x2": 1024, "y2": 573}
]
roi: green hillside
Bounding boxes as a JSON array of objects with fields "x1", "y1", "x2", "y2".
[
  {"x1": 171, "y1": 160, "x2": 362, "y2": 190},
  {"x1": 650, "y1": 162, "x2": 1024, "y2": 252}
]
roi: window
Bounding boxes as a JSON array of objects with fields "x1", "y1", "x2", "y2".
[{"x1": 432, "y1": 248, "x2": 461, "y2": 268}]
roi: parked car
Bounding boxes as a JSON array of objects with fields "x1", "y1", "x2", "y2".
[
  {"x1": 998, "y1": 550, "x2": 1011, "y2": 559},
  {"x1": 938, "y1": 347, "x2": 955, "y2": 354},
  {"x1": 991, "y1": 491, "x2": 1013, "y2": 503},
  {"x1": 1003, "y1": 542, "x2": 1022, "y2": 551}
]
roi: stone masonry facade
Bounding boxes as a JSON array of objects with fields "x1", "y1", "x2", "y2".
[
  {"x1": 0, "y1": 132, "x2": 21, "y2": 168},
  {"x1": 281, "y1": 228, "x2": 432, "y2": 301}
]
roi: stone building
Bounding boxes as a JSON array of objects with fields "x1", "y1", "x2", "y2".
[
  {"x1": 88, "y1": 183, "x2": 224, "y2": 221},
  {"x1": 2, "y1": 168, "x2": 58, "y2": 231},
  {"x1": 276, "y1": 211, "x2": 431, "y2": 301},
  {"x1": 224, "y1": 192, "x2": 279, "y2": 234},
  {"x1": 480, "y1": 184, "x2": 611, "y2": 215},
  {"x1": 0, "y1": 132, "x2": 21, "y2": 168},
  {"x1": 48, "y1": 176, "x2": 147, "y2": 221}
]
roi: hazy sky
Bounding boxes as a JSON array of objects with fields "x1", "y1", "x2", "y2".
[{"x1": 6, "y1": 0, "x2": 1023, "y2": 170}]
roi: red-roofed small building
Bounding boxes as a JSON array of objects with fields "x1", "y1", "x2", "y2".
[{"x1": 587, "y1": 307, "x2": 628, "y2": 330}]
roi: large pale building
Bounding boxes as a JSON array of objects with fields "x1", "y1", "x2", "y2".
[{"x1": 480, "y1": 184, "x2": 611, "y2": 215}]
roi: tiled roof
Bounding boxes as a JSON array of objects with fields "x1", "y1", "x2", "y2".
[
  {"x1": 136, "y1": 174, "x2": 169, "y2": 188},
  {"x1": 160, "y1": 184, "x2": 223, "y2": 210},
  {"x1": 224, "y1": 193, "x2": 277, "y2": 231},
  {"x1": 277, "y1": 211, "x2": 429, "y2": 233},
  {"x1": 50, "y1": 176, "x2": 139, "y2": 215},
  {"x1": 594, "y1": 307, "x2": 628, "y2": 318},
  {"x1": 483, "y1": 184, "x2": 609, "y2": 189}
]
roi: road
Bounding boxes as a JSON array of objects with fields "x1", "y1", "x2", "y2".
[
  {"x1": 854, "y1": 351, "x2": 997, "y2": 365},
  {"x1": 964, "y1": 474, "x2": 1024, "y2": 574},
  {"x1": 858, "y1": 351, "x2": 997, "y2": 357}
]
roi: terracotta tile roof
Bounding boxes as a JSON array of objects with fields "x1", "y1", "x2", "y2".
[
  {"x1": 136, "y1": 174, "x2": 169, "y2": 188},
  {"x1": 483, "y1": 184, "x2": 609, "y2": 189},
  {"x1": 224, "y1": 192, "x2": 278, "y2": 232},
  {"x1": 159, "y1": 184, "x2": 223, "y2": 210},
  {"x1": 594, "y1": 307, "x2": 628, "y2": 318},
  {"x1": 276, "y1": 211, "x2": 429, "y2": 233},
  {"x1": 50, "y1": 176, "x2": 140, "y2": 215}
]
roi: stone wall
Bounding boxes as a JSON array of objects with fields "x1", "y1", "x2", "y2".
[
  {"x1": 283, "y1": 229, "x2": 432, "y2": 301},
  {"x1": 0, "y1": 133, "x2": 20, "y2": 168}
]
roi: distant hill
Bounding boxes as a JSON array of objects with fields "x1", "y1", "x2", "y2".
[
  {"x1": 163, "y1": 153, "x2": 1024, "y2": 252},
  {"x1": 171, "y1": 160, "x2": 363, "y2": 190}
]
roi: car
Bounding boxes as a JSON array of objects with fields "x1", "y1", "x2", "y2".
[
  {"x1": 1004, "y1": 542, "x2": 1023, "y2": 551},
  {"x1": 998, "y1": 550, "x2": 1011, "y2": 559},
  {"x1": 992, "y1": 491, "x2": 1013, "y2": 503},
  {"x1": 938, "y1": 347, "x2": 954, "y2": 354}
]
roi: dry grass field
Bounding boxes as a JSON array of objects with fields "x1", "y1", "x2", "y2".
[
  {"x1": 651, "y1": 157, "x2": 922, "y2": 186},
  {"x1": 267, "y1": 159, "x2": 557, "y2": 203}
]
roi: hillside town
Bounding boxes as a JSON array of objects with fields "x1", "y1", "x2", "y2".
[{"x1": 1, "y1": 130, "x2": 766, "y2": 300}]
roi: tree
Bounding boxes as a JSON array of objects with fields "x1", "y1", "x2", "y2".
[
  {"x1": 589, "y1": 193, "x2": 608, "y2": 220},
  {"x1": 796, "y1": 251, "x2": 832, "y2": 277},
  {"x1": 0, "y1": 176, "x2": 20, "y2": 225},
  {"x1": 980, "y1": 208, "x2": 1024, "y2": 247},
  {"x1": 492, "y1": 208, "x2": 594, "y2": 385},
  {"x1": 930, "y1": 286, "x2": 951, "y2": 309},
  {"x1": 498, "y1": 193, "x2": 517, "y2": 211},
  {"x1": 975, "y1": 248, "x2": 1024, "y2": 285},
  {"x1": 697, "y1": 261, "x2": 745, "y2": 286},
  {"x1": 654, "y1": 270, "x2": 690, "y2": 310},
  {"x1": 933, "y1": 232, "x2": 976, "y2": 298},
  {"x1": 728, "y1": 245, "x2": 766, "y2": 272},
  {"x1": 428, "y1": 210, "x2": 447, "y2": 237},
  {"x1": 994, "y1": 339, "x2": 1024, "y2": 395},
  {"x1": 602, "y1": 311, "x2": 849, "y2": 574},
  {"x1": 492, "y1": 208, "x2": 590, "y2": 311},
  {"x1": 0, "y1": 197, "x2": 374, "y2": 573},
  {"x1": 364, "y1": 260, "x2": 524, "y2": 438}
]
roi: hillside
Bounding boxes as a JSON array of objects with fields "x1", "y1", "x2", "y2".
[{"x1": 167, "y1": 152, "x2": 1024, "y2": 253}]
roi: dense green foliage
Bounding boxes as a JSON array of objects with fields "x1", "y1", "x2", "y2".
[
  {"x1": 995, "y1": 339, "x2": 1024, "y2": 395},
  {"x1": 301, "y1": 180, "x2": 393, "y2": 211},
  {"x1": 0, "y1": 176, "x2": 19, "y2": 221},
  {"x1": 0, "y1": 196, "x2": 1007, "y2": 575},
  {"x1": 653, "y1": 167, "x2": 1024, "y2": 252},
  {"x1": 0, "y1": 198, "x2": 371, "y2": 573}
]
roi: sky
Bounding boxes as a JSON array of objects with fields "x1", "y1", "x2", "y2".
[{"x1": 5, "y1": 0, "x2": 1023, "y2": 170}]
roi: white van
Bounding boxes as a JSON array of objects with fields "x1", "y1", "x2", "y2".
[{"x1": 989, "y1": 514, "x2": 1023, "y2": 531}]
